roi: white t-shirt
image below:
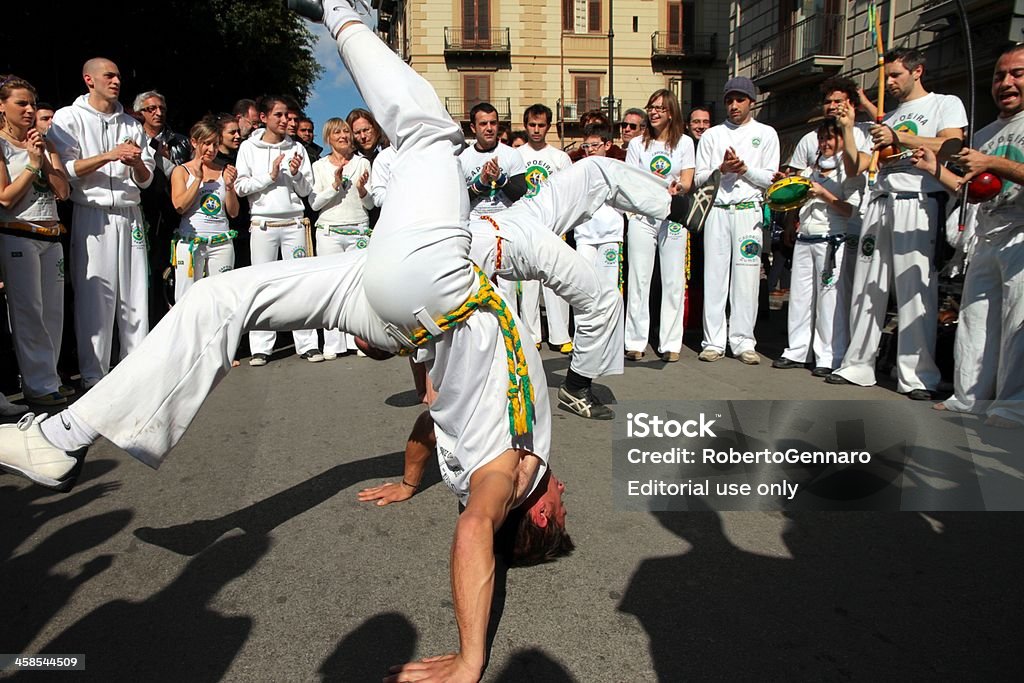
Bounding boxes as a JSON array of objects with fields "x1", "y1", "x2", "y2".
[
  {"x1": 972, "y1": 110, "x2": 1024, "y2": 238},
  {"x1": 797, "y1": 160, "x2": 864, "y2": 237},
  {"x1": 626, "y1": 135, "x2": 695, "y2": 226},
  {"x1": 309, "y1": 155, "x2": 374, "y2": 227},
  {"x1": 874, "y1": 92, "x2": 968, "y2": 194},
  {"x1": 576, "y1": 205, "x2": 624, "y2": 244},
  {"x1": 0, "y1": 138, "x2": 59, "y2": 222},
  {"x1": 459, "y1": 142, "x2": 526, "y2": 218},
  {"x1": 517, "y1": 144, "x2": 572, "y2": 198},
  {"x1": 787, "y1": 123, "x2": 873, "y2": 170},
  {"x1": 695, "y1": 119, "x2": 780, "y2": 204}
]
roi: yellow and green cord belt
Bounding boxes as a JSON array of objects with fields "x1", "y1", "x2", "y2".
[
  {"x1": 172, "y1": 230, "x2": 238, "y2": 277},
  {"x1": 398, "y1": 265, "x2": 535, "y2": 437}
]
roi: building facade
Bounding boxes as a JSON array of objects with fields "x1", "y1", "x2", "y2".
[
  {"x1": 373, "y1": 0, "x2": 730, "y2": 150},
  {"x1": 729, "y1": 0, "x2": 1022, "y2": 156}
]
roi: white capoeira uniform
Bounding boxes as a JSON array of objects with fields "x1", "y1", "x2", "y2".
[
  {"x1": 780, "y1": 159, "x2": 863, "y2": 369},
  {"x1": 471, "y1": 156, "x2": 675, "y2": 381},
  {"x1": 576, "y1": 204, "x2": 625, "y2": 296},
  {"x1": 834, "y1": 93, "x2": 968, "y2": 392},
  {"x1": 310, "y1": 153, "x2": 374, "y2": 354},
  {"x1": 0, "y1": 138, "x2": 65, "y2": 398},
  {"x1": 517, "y1": 144, "x2": 573, "y2": 346},
  {"x1": 940, "y1": 110, "x2": 1024, "y2": 425},
  {"x1": 459, "y1": 141, "x2": 527, "y2": 321},
  {"x1": 340, "y1": 20, "x2": 551, "y2": 496},
  {"x1": 787, "y1": 124, "x2": 874, "y2": 321},
  {"x1": 368, "y1": 144, "x2": 396, "y2": 210},
  {"x1": 173, "y1": 170, "x2": 235, "y2": 302},
  {"x1": 624, "y1": 135, "x2": 695, "y2": 356},
  {"x1": 67, "y1": 251, "x2": 398, "y2": 466},
  {"x1": 235, "y1": 128, "x2": 319, "y2": 357},
  {"x1": 695, "y1": 118, "x2": 780, "y2": 355},
  {"x1": 48, "y1": 95, "x2": 156, "y2": 386}
]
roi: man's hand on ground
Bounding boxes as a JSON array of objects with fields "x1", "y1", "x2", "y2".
[
  {"x1": 357, "y1": 481, "x2": 415, "y2": 506},
  {"x1": 384, "y1": 652, "x2": 482, "y2": 683}
]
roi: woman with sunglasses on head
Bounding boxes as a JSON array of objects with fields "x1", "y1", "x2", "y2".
[
  {"x1": 624, "y1": 89, "x2": 694, "y2": 363},
  {"x1": 169, "y1": 118, "x2": 240, "y2": 302},
  {"x1": 309, "y1": 117, "x2": 373, "y2": 359},
  {"x1": 0, "y1": 75, "x2": 71, "y2": 407}
]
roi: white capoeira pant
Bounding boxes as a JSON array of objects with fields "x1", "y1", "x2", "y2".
[
  {"x1": 834, "y1": 194, "x2": 944, "y2": 392},
  {"x1": 173, "y1": 235, "x2": 235, "y2": 302},
  {"x1": 520, "y1": 278, "x2": 571, "y2": 347},
  {"x1": 247, "y1": 218, "x2": 319, "y2": 356},
  {"x1": 625, "y1": 217, "x2": 687, "y2": 355},
  {"x1": 69, "y1": 251, "x2": 397, "y2": 467},
  {"x1": 0, "y1": 235, "x2": 64, "y2": 396},
  {"x1": 702, "y1": 203, "x2": 764, "y2": 354},
  {"x1": 316, "y1": 226, "x2": 370, "y2": 354},
  {"x1": 71, "y1": 204, "x2": 150, "y2": 385},
  {"x1": 941, "y1": 228, "x2": 1024, "y2": 425},
  {"x1": 485, "y1": 156, "x2": 673, "y2": 379},
  {"x1": 781, "y1": 236, "x2": 850, "y2": 369},
  {"x1": 576, "y1": 242, "x2": 621, "y2": 296}
]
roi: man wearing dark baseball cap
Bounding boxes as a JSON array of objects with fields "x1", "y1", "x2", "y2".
[{"x1": 692, "y1": 75, "x2": 780, "y2": 365}]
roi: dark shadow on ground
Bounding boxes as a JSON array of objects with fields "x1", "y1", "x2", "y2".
[
  {"x1": 318, "y1": 612, "x2": 417, "y2": 682},
  {"x1": 491, "y1": 648, "x2": 576, "y2": 682},
  {"x1": 0, "y1": 459, "x2": 126, "y2": 654},
  {"x1": 20, "y1": 533, "x2": 269, "y2": 682},
  {"x1": 619, "y1": 507, "x2": 1024, "y2": 681},
  {"x1": 133, "y1": 451, "x2": 441, "y2": 556}
]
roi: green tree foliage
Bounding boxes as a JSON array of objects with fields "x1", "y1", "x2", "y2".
[{"x1": 2, "y1": 0, "x2": 323, "y2": 131}]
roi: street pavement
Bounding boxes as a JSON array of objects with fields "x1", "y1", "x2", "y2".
[{"x1": 2, "y1": 314, "x2": 1021, "y2": 682}]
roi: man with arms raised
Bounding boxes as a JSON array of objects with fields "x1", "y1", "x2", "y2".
[{"x1": 827, "y1": 48, "x2": 967, "y2": 399}]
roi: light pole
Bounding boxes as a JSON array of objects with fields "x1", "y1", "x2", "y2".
[{"x1": 608, "y1": 0, "x2": 615, "y2": 124}]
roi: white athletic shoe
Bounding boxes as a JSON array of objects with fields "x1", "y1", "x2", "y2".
[
  {"x1": 0, "y1": 413, "x2": 82, "y2": 490},
  {"x1": 301, "y1": 350, "x2": 326, "y2": 363},
  {"x1": 323, "y1": 352, "x2": 339, "y2": 361}
]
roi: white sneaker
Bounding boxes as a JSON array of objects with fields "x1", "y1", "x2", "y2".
[
  {"x1": 300, "y1": 350, "x2": 325, "y2": 363},
  {"x1": 0, "y1": 413, "x2": 81, "y2": 489},
  {"x1": 323, "y1": 352, "x2": 339, "y2": 361},
  {"x1": 738, "y1": 350, "x2": 761, "y2": 365},
  {"x1": 698, "y1": 349, "x2": 723, "y2": 362}
]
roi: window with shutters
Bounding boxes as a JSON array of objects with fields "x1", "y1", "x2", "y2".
[
  {"x1": 588, "y1": 1, "x2": 602, "y2": 33},
  {"x1": 575, "y1": 76, "x2": 602, "y2": 115},
  {"x1": 463, "y1": 0, "x2": 491, "y2": 47},
  {"x1": 463, "y1": 74, "x2": 491, "y2": 119}
]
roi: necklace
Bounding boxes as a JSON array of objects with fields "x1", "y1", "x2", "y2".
[{"x1": 1, "y1": 123, "x2": 27, "y2": 144}]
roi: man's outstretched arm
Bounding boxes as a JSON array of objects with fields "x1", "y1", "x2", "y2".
[
  {"x1": 357, "y1": 410, "x2": 435, "y2": 505},
  {"x1": 385, "y1": 451, "x2": 519, "y2": 683}
]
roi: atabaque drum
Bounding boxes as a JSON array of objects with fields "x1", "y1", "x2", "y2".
[{"x1": 765, "y1": 176, "x2": 813, "y2": 212}]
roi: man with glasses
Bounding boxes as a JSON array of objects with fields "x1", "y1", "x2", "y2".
[
  {"x1": 232, "y1": 98, "x2": 260, "y2": 138},
  {"x1": 687, "y1": 107, "x2": 712, "y2": 142},
  {"x1": 134, "y1": 90, "x2": 191, "y2": 324},
  {"x1": 619, "y1": 107, "x2": 646, "y2": 152}
]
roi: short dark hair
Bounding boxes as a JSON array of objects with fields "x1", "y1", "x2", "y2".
[
  {"x1": 509, "y1": 130, "x2": 528, "y2": 145},
  {"x1": 688, "y1": 106, "x2": 711, "y2": 121},
  {"x1": 885, "y1": 47, "x2": 926, "y2": 73},
  {"x1": 280, "y1": 95, "x2": 301, "y2": 114},
  {"x1": 580, "y1": 109, "x2": 610, "y2": 127},
  {"x1": 523, "y1": 103, "x2": 553, "y2": 125},
  {"x1": 583, "y1": 123, "x2": 614, "y2": 142},
  {"x1": 495, "y1": 507, "x2": 575, "y2": 567},
  {"x1": 256, "y1": 95, "x2": 288, "y2": 115},
  {"x1": 36, "y1": 101, "x2": 54, "y2": 111},
  {"x1": 232, "y1": 98, "x2": 257, "y2": 116},
  {"x1": 469, "y1": 101, "x2": 498, "y2": 124},
  {"x1": 297, "y1": 117, "x2": 313, "y2": 127},
  {"x1": 819, "y1": 76, "x2": 860, "y2": 105}
]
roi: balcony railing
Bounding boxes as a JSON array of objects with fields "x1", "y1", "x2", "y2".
[
  {"x1": 651, "y1": 31, "x2": 717, "y2": 60},
  {"x1": 748, "y1": 14, "x2": 845, "y2": 81},
  {"x1": 556, "y1": 98, "x2": 622, "y2": 123},
  {"x1": 444, "y1": 97, "x2": 512, "y2": 121},
  {"x1": 444, "y1": 26, "x2": 511, "y2": 53}
]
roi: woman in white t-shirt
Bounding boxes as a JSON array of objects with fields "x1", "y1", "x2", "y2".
[
  {"x1": 309, "y1": 117, "x2": 373, "y2": 359},
  {"x1": 774, "y1": 119, "x2": 862, "y2": 375},
  {"x1": 170, "y1": 119, "x2": 240, "y2": 302},
  {"x1": 0, "y1": 75, "x2": 71, "y2": 407},
  {"x1": 624, "y1": 89, "x2": 695, "y2": 362}
]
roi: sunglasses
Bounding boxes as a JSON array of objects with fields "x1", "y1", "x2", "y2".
[
  {"x1": 140, "y1": 105, "x2": 166, "y2": 113},
  {"x1": 620, "y1": 122, "x2": 642, "y2": 130}
]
